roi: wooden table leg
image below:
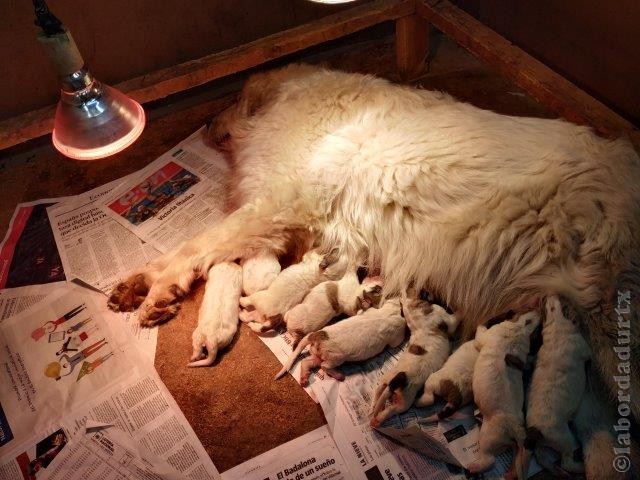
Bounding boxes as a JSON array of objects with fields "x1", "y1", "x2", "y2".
[{"x1": 395, "y1": 13, "x2": 429, "y2": 81}]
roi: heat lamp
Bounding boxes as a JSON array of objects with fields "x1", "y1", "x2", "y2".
[{"x1": 33, "y1": 0, "x2": 145, "y2": 160}]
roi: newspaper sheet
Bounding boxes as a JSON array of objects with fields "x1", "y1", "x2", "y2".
[
  {"x1": 222, "y1": 426, "x2": 350, "y2": 480},
  {"x1": 47, "y1": 175, "x2": 161, "y2": 295},
  {"x1": 99, "y1": 128, "x2": 230, "y2": 253},
  {"x1": 0, "y1": 197, "x2": 72, "y2": 290},
  {"x1": 0, "y1": 286, "x2": 220, "y2": 479}
]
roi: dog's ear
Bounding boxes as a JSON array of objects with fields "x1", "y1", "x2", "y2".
[{"x1": 356, "y1": 266, "x2": 369, "y2": 284}]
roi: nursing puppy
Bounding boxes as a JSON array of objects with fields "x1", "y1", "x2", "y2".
[
  {"x1": 416, "y1": 334, "x2": 480, "y2": 420},
  {"x1": 274, "y1": 299, "x2": 406, "y2": 385},
  {"x1": 522, "y1": 295, "x2": 590, "y2": 475},
  {"x1": 239, "y1": 248, "x2": 345, "y2": 332},
  {"x1": 284, "y1": 268, "x2": 383, "y2": 346},
  {"x1": 370, "y1": 294, "x2": 459, "y2": 427},
  {"x1": 108, "y1": 64, "x2": 640, "y2": 420},
  {"x1": 241, "y1": 251, "x2": 281, "y2": 296},
  {"x1": 188, "y1": 262, "x2": 242, "y2": 367},
  {"x1": 468, "y1": 312, "x2": 540, "y2": 477}
]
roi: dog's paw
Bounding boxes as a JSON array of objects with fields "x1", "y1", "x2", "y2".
[
  {"x1": 187, "y1": 327, "x2": 218, "y2": 367},
  {"x1": 137, "y1": 284, "x2": 185, "y2": 327},
  {"x1": 108, "y1": 273, "x2": 150, "y2": 312}
]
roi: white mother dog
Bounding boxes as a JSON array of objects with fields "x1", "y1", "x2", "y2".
[{"x1": 108, "y1": 64, "x2": 640, "y2": 424}]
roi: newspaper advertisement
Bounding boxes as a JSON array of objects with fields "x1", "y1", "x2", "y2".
[
  {"x1": 0, "y1": 286, "x2": 220, "y2": 480},
  {"x1": 0, "y1": 197, "x2": 72, "y2": 290},
  {"x1": 99, "y1": 129, "x2": 230, "y2": 253},
  {"x1": 222, "y1": 425, "x2": 349, "y2": 480},
  {"x1": 47, "y1": 175, "x2": 161, "y2": 295}
]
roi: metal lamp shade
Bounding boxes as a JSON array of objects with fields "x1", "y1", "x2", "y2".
[{"x1": 52, "y1": 75, "x2": 145, "y2": 161}]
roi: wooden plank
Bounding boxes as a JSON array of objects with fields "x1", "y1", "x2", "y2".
[
  {"x1": 0, "y1": 0, "x2": 413, "y2": 151},
  {"x1": 395, "y1": 14, "x2": 429, "y2": 81},
  {"x1": 416, "y1": 0, "x2": 638, "y2": 138}
]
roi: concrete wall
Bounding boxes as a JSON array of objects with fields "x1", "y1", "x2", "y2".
[
  {"x1": 453, "y1": 0, "x2": 640, "y2": 124},
  {"x1": 0, "y1": 0, "x2": 362, "y2": 120}
]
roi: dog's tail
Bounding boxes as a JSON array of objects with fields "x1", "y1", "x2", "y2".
[
  {"x1": 274, "y1": 333, "x2": 311, "y2": 380},
  {"x1": 187, "y1": 343, "x2": 218, "y2": 368},
  {"x1": 515, "y1": 426, "x2": 542, "y2": 480}
]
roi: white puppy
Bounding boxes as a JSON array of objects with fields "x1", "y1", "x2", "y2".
[
  {"x1": 239, "y1": 249, "x2": 345, "y2": 332},
  {"x1": 284, "y1": 269, "x2": 383, "y2": 346},
  {"x1": 370, "y1": 294, "x2": 459, "y2": 427},
  {"x1": 274, "y1": 299, "x2": 406, "y2": 385},
  {"x1": 522, "y1": 295, "x2": 590, "y2": 475},
  {"x1": 241, "y1": 251, "x2": 281, "y2": 295},
  {"x1": 188, "y1": 262, "x2": 242, "y2": 367},
  {"x1": 416, "y1": 334, "x2": 480, "y2": 420},
  {"x1": 468, "y1": 311, "x2": 540, "y2": 477}
]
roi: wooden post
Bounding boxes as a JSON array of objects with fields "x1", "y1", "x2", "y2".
[{"x1": 395, "y1": 14, "x2": 429, "y2": 81}]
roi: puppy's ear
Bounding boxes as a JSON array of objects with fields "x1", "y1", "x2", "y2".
[
  {"x1": 319, "y1": 247, "x2": 340, "y2": 269},
  {"x1": 356, "y1": 266, "x2": 369, "y2": 284}
]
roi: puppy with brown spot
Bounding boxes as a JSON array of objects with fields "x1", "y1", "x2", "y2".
[
  {"x1": 468, "y1": 311, "x2": 540, "y2": 478},
  {"x1": 284, "y1": 268, "x2": 383, "y2": 347},
  {"x1": 274, "y1": 299, "x2": 406, "y2": 385},
  {"x1": 520, "y1": 295, "x2": 591, "y2": 476},
  {"x1": 370, "y1": 293, "x2": 459, "y2": 427},
  {"x1": 239, "y1": 248, "x2": 346, "y2": 332},
  {"x1": 416, "y1": 333, "x2": 480, "y2": 420}
]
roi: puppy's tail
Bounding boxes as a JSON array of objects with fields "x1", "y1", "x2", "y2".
[
  {"x1": 187, "y1": 344, "x2": 219, "y2": 368},
  {"x1": 515, "y1": 426, "x2": 541, "y2": 480},
  {"x1": 274, "y1": 333, "x2": 311, "y2": 380}
]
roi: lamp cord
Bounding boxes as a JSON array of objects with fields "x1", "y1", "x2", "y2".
[{"x1": 32, "y1": 0, "x2": 64, "y2": 36}]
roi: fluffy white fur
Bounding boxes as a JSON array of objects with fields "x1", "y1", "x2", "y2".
[
  {"x1": 469, "y1": 312, "x2": 540, "y2": 477},
  {"x1": 370, "y1": 296, "x2": 459, "y2": 427},
  {"x1": 274, "y1": 299, "x2": 406, "y2": 384},
  {"x1": 107, "y1": 64, "x2": 640, "y2": 420},
  {"x1": 416, "y1": 334, "x2": 479, "y2": 419},
  {"x1": 188, "y1": 262, "x2": 242, "y2": 367},
  {"x1": 241, "y1": 251, "x2": 281, "y2": 296},
  {"x1": 238, "y1": 249, "x2": 345, "y2": 332},
  {"x1": 284, "y1": 270, "x2": 383, "y2": 345},
  {"x1": 522, "y1": 295, "x2": 590, "y2": 474}
]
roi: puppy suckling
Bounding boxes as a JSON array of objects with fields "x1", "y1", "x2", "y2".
[
  {"x1": 521, "y1": 295, "x2": 590, "y2": 476},
  {"x1": 467, "y1": 311, "x2": 540, "y2": 478},
  {"x1": 416, "y1": 334, "x2": 480, "y2": 420},
  {"x1": 284, "y1": 269, "x2": 383, "y2": 346},
  {"x1": 274, "y1": 299, "x2": 406, "y2": 385},
  {"x1": 241, "y1": 251, "x2": 281, "y2": 296},
  {"x1": 188, "y1": 262, "x2": 242, "y2": 367},
  {"x1": 370, "y1": 294, "x2": 459, "y2": 427},
  {"x1": 239, "y1": 249, "x2": 345, "y2": 332}
]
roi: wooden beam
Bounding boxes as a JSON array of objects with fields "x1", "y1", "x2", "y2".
[
  {"x1": 395, "y1": 14, "x2": 429, "y2": 81},
  {"x1": 416, "y1": 0, "x2": 637, "y2": 138},
  {"x1": 0, "y1": 0, "x2": 414, "y2": 151}
]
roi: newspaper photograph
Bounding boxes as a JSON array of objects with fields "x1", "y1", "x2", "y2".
[
  {"x1": 0, "y1": 198, "x2": 72, "y2": 290},
  {"x1": 47, "y1": 175, "x2": 161, "y2": 295},
  {"x1": 100, "y1": 128, "x2": 230, "y2": 253},
  {"x1": 222, "y1": 425, "x2": 349, "y2": 480}
]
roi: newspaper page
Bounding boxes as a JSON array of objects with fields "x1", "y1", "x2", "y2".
[
  {"x1": 222, "y1": 426, "x2": 350, "y2": 480},
  {"x1": 0, "y1": 283, "x2": 62, "y2": 323},
  {"x1": 99, "y1": 128, "x2": 230, "y2": 253},
  {"x1": 0, "y1": 286, "x2": 220, "y2": 480},
  {"x1": 47, "y1": 174, "x2": 161, "y2": 295},
  {"x1": 39, "y1": 424, "x2": 181, "y2": 480},
  {"x1": 0, "y1": 197, "x2": 73, "y2": 290}
]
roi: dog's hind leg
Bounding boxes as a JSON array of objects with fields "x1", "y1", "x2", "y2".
[{"x1": 108, "y1": 197, "x2": 312, "y2": 326}]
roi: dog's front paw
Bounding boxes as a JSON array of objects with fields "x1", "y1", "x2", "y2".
[
  {"x1": 108, "y1": 273, "x2": 150, "y2": 312},
  {"x1": 138, "y1": 284, "x2": 185, "y2": 327}
]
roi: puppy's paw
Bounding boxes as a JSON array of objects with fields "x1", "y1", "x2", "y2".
[
  {"x1": 108, "y1": 273, "x2": 150, "y2": 312},
  {"x1": 187, "y1": 328, "x2": 219, "y2": 367}
]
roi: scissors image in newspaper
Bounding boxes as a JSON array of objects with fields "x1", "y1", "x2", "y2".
[
  {"x1": 55, "y1": 320, "x2": 97, "y2": 356},
  {"x1": 31, "y1": 304, "x2": 86, "y2": 341}
]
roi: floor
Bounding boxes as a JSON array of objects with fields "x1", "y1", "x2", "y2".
[{"x1": 0, "y1": 32, "x2": 557, "y2": 474}]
